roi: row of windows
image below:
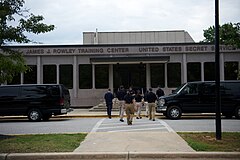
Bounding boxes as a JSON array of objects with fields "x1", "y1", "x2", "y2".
[{"x1": 10, "y1": 62, "x2": 239, "y2": 89}]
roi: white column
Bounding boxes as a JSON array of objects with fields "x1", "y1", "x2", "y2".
[
  {"x1": 146, "y1": 63, "x2": 151, "y2": 89},
  {"x1": 164, "y1": 63, "x2": 168, "y2": 88},
  {"x1": 73, "y1": 56, "x2": 78, "y2": 98},
  {"x1": 20, "y1": 72, "x2": 24, "y2": 84},
  {"x1": 56, "y1": 64, "x2": 59, "y2": 84},
  {"x1": 37, "y1": 56, "x2": 41, "y2": 84},
  {"x1": 220, "y1": 53, "x2": 225, "y2": 80},
  {"x1": 182, "y1": 53, "x2": 187, "y2": 83},
  {"x1": 109, "y1": 64, "x2": 113, "y2": 91},
  {"x1": 201, "y1": 62, "x2": 204, "y2": 81},
  {"x1": 92, "y1": 64, "x2": 95, "y2": 89}
]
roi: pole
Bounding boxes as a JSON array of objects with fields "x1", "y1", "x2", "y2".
[{"x1": 215, "y1": 0, "x2": 222, "y2": 140}]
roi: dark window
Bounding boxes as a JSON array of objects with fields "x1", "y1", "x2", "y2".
[
  {"x1": 201, "y1": 83, "x2": 215, "y2": 95},
  {"x1": 150, "y1": 64, "x2": 165, "y2": 88},
  {"x1": 181, "y1": 83, "x2": 198, "y2": 95},
  {"x1": 79, "y1": 64, "x2": 92, "y2": 89},
  {"x1": 59, "y1": 65, "x2": 73, "y2": 89},
  {"x1": 21, "y1": 86, "x2": 48, "y2": 98},
  {"x1": 24, "y1": 65, "x2": 37, "y2": 84},
  {"x1": 8, "y1": 73, "x2": 21, "y2": 84},
  {"x1": 187, "y1": 62, "x2": 201, "y2": 82},
  {"x1": 224, "y1": 62, "x2": 239, "y2": 80},
  {"x1": 204, "y1": 62, "x2": 215, "y2": 81},
  {"x1": 0, "y1": 87, "x2": 19, "y2": 97},
  {"x1": 167, "y1": 63, "x2": 181, "y2": 88},
  {"x1": 95, "y1": 64, "x2": 109, "y2": 89},
  {"x1": 43, "y1": 65, "x2": 57, "y2": 84},
  {"x1": 224, "y1": 82, "x2": 240, "y2": 96}
]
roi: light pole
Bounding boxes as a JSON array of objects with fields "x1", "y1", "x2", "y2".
[{"x1": 215, "y1": 0, "x2": 222, "y2": 140}]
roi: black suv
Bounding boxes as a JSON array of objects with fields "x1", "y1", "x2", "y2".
[
  {"x1": 0, "y1": 84, "x2": 72, "y2": 121},
  {"x1": 157, "y1": 81, "x2": 240, "y2": 119}
]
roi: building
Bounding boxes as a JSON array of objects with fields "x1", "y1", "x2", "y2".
[{"x1": 6, "y1": 31, "x2": 240, "y2": 107}]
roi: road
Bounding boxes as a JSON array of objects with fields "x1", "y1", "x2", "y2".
[{"x1": 0, "y1": 116, "x2": 239, "y2": 135}]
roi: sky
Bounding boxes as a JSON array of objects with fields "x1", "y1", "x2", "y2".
[{"x1": 23, "y1": 0, "x2": 240, "y2": 44}]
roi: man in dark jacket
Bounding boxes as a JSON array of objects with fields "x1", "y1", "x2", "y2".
[
  {"x1": 156, "y1": 85, "x2": 165, "y2": 98},
  {"x1": 116, "y1": 85, "x2": 126, "y2": 122},
  {"x1": 104, "y1": 88, "x2": 114, "y2": 119},
  {"x1": 146, "y1": 88, "x2": 157, "y2": 121},
  {"x1": 124, "y1": 90, "x2": 135, "y2": 125}
]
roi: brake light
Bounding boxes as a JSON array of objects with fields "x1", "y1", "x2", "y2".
[{"x1": 59, "y1": 98, "x2": 64, "y2": 105}]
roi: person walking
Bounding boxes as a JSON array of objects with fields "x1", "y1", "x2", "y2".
[
  {"x1": 104, "y1": 88, "x2": 114, "y2": 119},
  {"x1": 156, "y1": 85, "x2": 165, "y2": 99},
  {"x1": 143, "y1": 90, "x2": 149, "y2": 118},
  {"x1": 124, "y1": 90, "x2": 135, "y2": 125},
  {"x1": 135, "y1": 89, "x2": 143, "y2": 119},
  {"x1": 116, "y1": 85, "x2": 126, "y2": 122},
  {"x1": 146, "y1": 88, "x2": 157, "y2": 121}
]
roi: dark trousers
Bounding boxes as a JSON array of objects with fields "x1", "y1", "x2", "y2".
[{"x1": 106, "y1": 103, "x2": 112, "y2": 118}]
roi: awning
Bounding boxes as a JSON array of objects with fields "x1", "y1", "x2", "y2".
[{"x1": 90, "y1": 56, "x2": 170, "y2": 64}]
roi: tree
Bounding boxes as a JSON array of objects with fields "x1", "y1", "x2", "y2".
[
  {"x1": 0, "y1": 0, "x2": 55, "y2": 84},
  {"x1": 202, "y1": 22, "x2": 240, "y2": 48}
]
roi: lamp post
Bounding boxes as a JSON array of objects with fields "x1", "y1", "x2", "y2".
[{"x1": 215, "y1": 0, "x2": 222, "y2": 140}]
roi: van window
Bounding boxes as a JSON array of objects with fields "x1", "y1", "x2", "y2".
[
  {"x1": 224, "y1": 82, "x2": 240, "y2": 96},
  {"x1": 0, "y1": 86, "x2": 19, "y2": 97},
  {"x1": 21, "y1": 86, "x2": 48, "y2": 98},
  {"x1": 181, "y1": 83, "x2": 198, "y2": 94},
  {"x1": 201, "y1": 83, "x2": 215, "y2": 95},
  {"x1": 50, "y1": 85, "x2": 60, "y2": 96}
]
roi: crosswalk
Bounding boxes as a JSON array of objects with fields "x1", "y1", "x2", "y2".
[{"x1": 90, "y1": 117, "x2": 175, "y2": 133}]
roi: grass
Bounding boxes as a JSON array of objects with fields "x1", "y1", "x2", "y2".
[
  {"x1": 0, "y1": 133, "x2": 87, "y2": 153},
  {"x1": 178, "y1": 132, "x2": 240, "y2": 152}
]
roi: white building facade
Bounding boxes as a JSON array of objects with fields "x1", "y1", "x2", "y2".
[{"x1": 7, "y1": 31, "x2": 240, "y2": 107}]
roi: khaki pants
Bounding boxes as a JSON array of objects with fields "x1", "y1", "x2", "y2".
[
  {"x1": 148, "y1": 103, "x2": 156, "y2": 120},
  {"x1": 119, "y1": 100, "x2": 125, "y2": 119},
  {"x1": 125, "y1": 103, "x2": 134, "y2": 124}
]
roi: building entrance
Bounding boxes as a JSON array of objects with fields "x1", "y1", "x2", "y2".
[{"x1": 113, "y1": 64, "x2": 146, "y2": 92}]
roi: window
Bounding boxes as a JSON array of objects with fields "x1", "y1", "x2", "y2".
[
  {"x1": 204, "y1": 62, "x2": 215, "y2": 81},
  {"x1": 43, "y1": 65, "x2": 57, "y2": 84},
  {"x1": 8, "y1": 73, "x2": 21, "y2": 84},
  {"x1": 224, "y1": 62, "x2": 239, "y2": 80},
  {"x1": 59, "y1": 65, "x2": 73, "y2": 89},
  {"x1": 79, "y1": 64, "x2": 92, "y2": 89},
  {"x1": 0, "y1": 86, "x2": 19, "y2": 97},
  {"x1": 95, "y1": 64, "x2": 109, "y2": 89},
  {"x1": 150, "y1": 64, "x2": 165, "y2": 88},
  {"x1": 167, "y1": 63, "x2": 181, "y2": 88},
  {"x1": 21, "y1": 86, "x2": 48, "y2": 98},
  {"x1": 24, "y1": 65, "x2": 37, "y2": 84},
  {"x1": 187, "y1": 62, "x2": 201, "y2": 82}
]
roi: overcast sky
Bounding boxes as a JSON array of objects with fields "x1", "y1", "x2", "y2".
[{"x1": 23, "y1": 0, "x2": 240, "y2": 44}]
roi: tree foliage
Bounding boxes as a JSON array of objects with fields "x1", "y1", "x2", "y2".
[
  {"x1": 0, "y1": 0, "x2": 55, "y2": 83},
  {"x1": 202, "y1": 22, "x2": 240, "y2": 48}
]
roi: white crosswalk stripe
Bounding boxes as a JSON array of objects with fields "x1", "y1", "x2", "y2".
[{"x1": 91, "y1": 117, "x2": 175, "y2": 133}]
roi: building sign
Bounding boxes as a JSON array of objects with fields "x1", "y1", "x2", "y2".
[{"x1": 14, "y1": 44, "x2": 239, "y2": 56}]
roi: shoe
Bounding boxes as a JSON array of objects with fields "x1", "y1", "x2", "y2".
[
  {"x1": 129, "y1": 121, "x2": 132, "y2": 125},
  {"x1": 146, "y1": 116, "x2": 148, "y2": 118},
  {"x1": 153, "y1": 119, "x2": 155, "y2": 121},
  {"x1": 136, "y1": 117, "x2": 139, "y2": 119},
  {"x1": 120, "y1": 119, "x2": 124, "y2": 122},
  {"x1": 140, "y1": 117, "x2": 142, "y2": 119}
]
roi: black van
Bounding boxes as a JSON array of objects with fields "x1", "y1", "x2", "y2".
[
  {"x1": 157, "y1": 81, "x2": 240, "y2": 119},
  {"x1": 0, "y1": 84, "x2": 72, "y2": 121}
]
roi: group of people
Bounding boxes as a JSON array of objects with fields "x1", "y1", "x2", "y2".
[{"x1": 104, "y1": 85, "x2": 165, "y2": 125}]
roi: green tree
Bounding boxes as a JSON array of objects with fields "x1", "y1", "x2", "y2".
[
  {"x1": 202, "y1": 22, "x2": 240, "y2": 48},
  {"x1": 0, "y1": 0, "x2": 54, "y2": 84}
]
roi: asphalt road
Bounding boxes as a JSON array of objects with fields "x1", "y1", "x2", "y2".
[{"x1": 0, "y1": 117, "x2": 239, "y2": 135}]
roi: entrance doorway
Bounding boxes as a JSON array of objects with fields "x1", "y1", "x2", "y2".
[{"x1": 113, "y1": 64, "x2": 146, "y2": 93}]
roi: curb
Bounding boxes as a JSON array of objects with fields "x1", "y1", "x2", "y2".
[{"x1": 1, "y1": 152, "x2": 240, "y2": 160}]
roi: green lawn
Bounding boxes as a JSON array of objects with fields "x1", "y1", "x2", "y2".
[
  {"x1": 178, "y1": 132, "x2": 240, "y2": 152},
  {"x1": 0, "y1": 133, "x2": 87, "y2": 153}
]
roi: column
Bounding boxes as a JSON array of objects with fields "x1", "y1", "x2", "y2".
[
  {"x1": 164, "y1": 63, "x2": 168, "y2": 88},
  {"x1": 56, "y1": 64, "x2": 59, "y2": 84},
  {"x1": 73, "y1": 56, "x2": 78, "y2": 98},
  {"x1": 201, "y1": 62, "x2": 204, "y2": 81},
  {"x1": 92, "y1": 64, "x2": 95, "y2": 89},
  {"x1": 182, "y1": 53, "x2": 187, "y2": 83},
  {"x1": 20, "y1": 72, "x2": 24, "y2": 84},
  {"x1": 146, "y1": 63, "x2": 151, "y2": 89},
  {"x1": 37, "y1": 56, "x2": 41, "y2": 84},
  {"x1": 109, "y1": 64, "x2": 113, "y2": 91}
]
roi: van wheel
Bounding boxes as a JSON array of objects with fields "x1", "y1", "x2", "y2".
[
  {"x1": 28, "y1": 109, "x2": 42, "y2": 121},
  {"x1": 235, "y1": 106, "x2": 240, "y2": 119},
  {"x1": 167, "y1": 106, "x2": 182, "y2": 120}
]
